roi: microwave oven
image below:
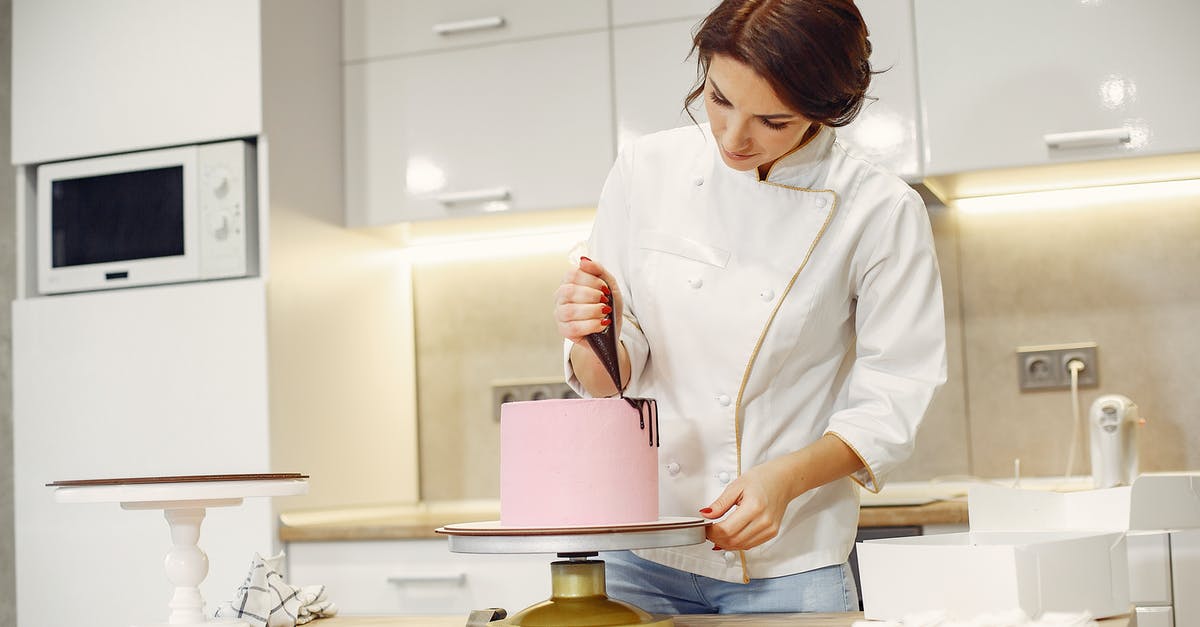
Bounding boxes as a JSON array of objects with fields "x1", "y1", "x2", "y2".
[{"x1": 36, "y1": 140, "x2": 258, "y2": 295}]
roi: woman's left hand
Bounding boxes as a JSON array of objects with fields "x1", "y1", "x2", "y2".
[
  {"x1": 699, "y1": 434, "x2": 866, "y2": 552},
  {"x1": 699, "y1": 455, "x2": 798, "y2": 551}
]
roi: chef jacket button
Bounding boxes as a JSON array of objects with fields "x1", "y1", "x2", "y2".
[
  {"x1": 666, "y1": 462, "x2": 681, "y2": 476},
  {"x1": 815, "y1": 196, "x2": 828, "y2": 208},
  {"x1": 693, "y1": 176, "x2": 704, "y2": 186},
  {"x1": 688, "y1": 277, "x2": 703, "y2": 289},
  {"x1": 716, "y1": 394, "x2": 731, "y2": 407},
  {"x1": 760, "y1": 289, "x2": 775, "y2": 301},
  {"x1": 723, "y1": 551, "x2": 737, "y2": 564},
  {"x1": 717, "y1": 471, "x2": 731, "y2": 484}
]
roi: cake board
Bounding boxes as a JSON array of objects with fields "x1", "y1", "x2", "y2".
[{"x1": 437, "y1": 517, "x2": 708, "y2": 627}]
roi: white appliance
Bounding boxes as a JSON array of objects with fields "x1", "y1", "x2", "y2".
[
  {"x1": 1089, "y1": 394, "x2": 1140, "y2": 488},
  {"x1": 36, "y1": 140, "x2": 258, "y2": 295}
]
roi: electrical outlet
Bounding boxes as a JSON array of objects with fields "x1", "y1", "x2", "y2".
[
  {"x1": 1016, "y1": 342, "x2": 1099, "y2": 391},
  {"x1": 491, "y1": 378, "x2": 579, "y2": 422}
]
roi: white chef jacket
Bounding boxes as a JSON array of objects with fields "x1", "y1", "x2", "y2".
[{"x1": 564, "y1": 123, "x2": 947, "y2": 583}]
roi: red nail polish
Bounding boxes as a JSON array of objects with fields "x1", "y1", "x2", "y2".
[
  {"x1": 601, "y1": 295, "x2": 610, "y2": 304},
  {"x1": 700, "y1": 507, "x2": 713, "y2": 514},
  {"x1": 600, "y1": 318, "x2": 611, "y2": 327},
  {"x1": 600, "y1": 285, "x2": 611, "y2": 295},
  {"x1": 712, "y1": 546, "x2": 723, "y2": 551},
  {"x1": 601, "y1": 305, "x2": 612, "y2": 314},
  {"x1": 580, "y1": 256, "x2": 592, "y2": 262}
]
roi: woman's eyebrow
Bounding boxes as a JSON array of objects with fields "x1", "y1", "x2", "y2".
[{"x1": 709, "y1": 78, "x2": 796, "y2": 120}]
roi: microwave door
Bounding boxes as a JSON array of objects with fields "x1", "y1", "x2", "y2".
[{"x1": 37, "y1": 147, "x2": 201, "y2": 294}]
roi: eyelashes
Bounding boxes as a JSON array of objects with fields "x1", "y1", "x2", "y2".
[{"x1": 708, "y1": 91, "x2": 791, "y2": 131}]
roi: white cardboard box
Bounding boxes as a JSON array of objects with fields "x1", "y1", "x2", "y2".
[
  {"x1": 858, "y1": 530, "x2": 1129, "y2": 621},
  {"x1": 968, "y1": 473, "x2": 1200, "y2": 532},
  {"x1": 858, "y1": 473, "x2": 1200, "y2": 621}
]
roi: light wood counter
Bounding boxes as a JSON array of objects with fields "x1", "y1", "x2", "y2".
[
  {"x1": 279, "y1": 499, "x2": 968, "y2": 543},
  {"x1": 316, "y1": 612, "x2": 1129, "y2": 626}
]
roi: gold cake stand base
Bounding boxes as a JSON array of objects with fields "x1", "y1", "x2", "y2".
[
  {"x1": 437, "y1": 518, "x2": 708, "y2": 627},
  {"x1": 492, "y1": 558, "x2": 672, "y2": 627}
]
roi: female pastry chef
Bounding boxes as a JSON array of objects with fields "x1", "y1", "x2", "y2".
[{"x1": 555, "y1": 0, "x2": 946, "y2": 614}]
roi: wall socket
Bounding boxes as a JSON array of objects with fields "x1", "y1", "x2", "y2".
[
  {"x1": 491, "y1": 378, "x2": 579, "y2": 422},
  {"x1": 1016, "y1": 342, "x2": 1099, "y2": 391}
]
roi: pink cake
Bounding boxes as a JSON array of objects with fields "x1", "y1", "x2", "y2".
[{"x1": 500, "y1": 397, "x2": 659, "y2": 528}]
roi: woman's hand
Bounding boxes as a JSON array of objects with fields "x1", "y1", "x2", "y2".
[
  {"x1": 700, "y1": 455, "x2": 800, "y2": 551},
  {"x1": 700, "y1": 434, "x2": 866, "y2": 551},
  {"x1": 554, "y1": 256, "x2": 623, "y2": 344},
  {"x1": 556, "y1": 256, "x2": 631, "y2": 397}
]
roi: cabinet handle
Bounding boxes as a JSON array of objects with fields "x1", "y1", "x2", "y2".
[
  {"x1": 432, "y1": 16, "x2": 506, "y2": 36},
  {"x1": 1043, "y1": 128, "x2": 1131, "y2": 150},
  {"x1": 435, "y1": 187, "x2": 511, "y2": 206},
  {"x1": 386, "y1": 573, "x2": 466, "y2": 586}
]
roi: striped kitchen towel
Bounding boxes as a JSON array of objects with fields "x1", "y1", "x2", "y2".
[{"x1": 215, "y1": 552, "x2": 337, "y2": 627}]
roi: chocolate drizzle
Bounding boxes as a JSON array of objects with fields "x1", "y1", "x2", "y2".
[
  {"x1": 585, "y1": 282, "x2": 659, "y2": 447},
  {"x1": 623, "y1": 397, "x2": 659, "y2": 447}
]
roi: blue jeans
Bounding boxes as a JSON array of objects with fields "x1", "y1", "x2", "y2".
[{"x1": 601, "y1": 550, "x2": 858, "y2": 615}]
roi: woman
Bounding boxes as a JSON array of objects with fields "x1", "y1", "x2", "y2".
[{"x1": 554, "y1": 0, "x2": 946, "y2": 614}]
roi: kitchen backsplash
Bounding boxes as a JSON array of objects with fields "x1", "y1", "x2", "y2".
[{"x1": 414, "y1": 192, "x2": 1200, "y2": 501}]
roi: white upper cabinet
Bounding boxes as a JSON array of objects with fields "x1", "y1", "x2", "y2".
[
  {"x1": 610, "y1": 0, "x2": 718, "y2": 27},
  {"x1": 612, "y1": 18, "x2": 709, "y2": 152},
  {"x1": 343, "y1": 31, "x2": 614, "y2": 225},
  {"x1": 916, "y1": 0, "x2": 1200, "y2": 176},
  {"x1": 342, "y1": 0, "x2": 607, "y2": 61},
  {"x1": 613, "y1": 0, "x2": 923, "y2": 182},
  {"x1": 11, "y1": 0, "x2": 261, "y2": 165},
  {"x1": 838, "y1": 0, "x2": 923, "y2": 183}
]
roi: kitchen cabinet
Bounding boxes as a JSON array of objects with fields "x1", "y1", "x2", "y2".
[
  {"x1": 611, "y1": 0, "x2": 924, "y2": 183},
  {"x1": 915, "y1": 0, "x2": 1200, "y2": 176},
  {"x1": 610, "y1": 0, "x2": 717, "y2": 28},
  {"x1": 612, "y1": 18, "x2": 709, "y2": 152},
  {"x1": 11, "y1": 0, "x2": 261, "y2": 164},
  {"x1": 836, "y1": 0, "x2": 923, "y2": 183},
  {"x1": 285, "y1": 539, "x2": 548, "y2": 616},
  {"x1": 342, "y1": 0, "x2": 607, "y2": 61},
  {"x1": 343, "y1": 31, "x2": 614, "y2": 225}
]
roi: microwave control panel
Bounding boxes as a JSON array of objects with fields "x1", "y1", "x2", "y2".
[{"x1": 197, "y1": 140, "x2": 258, "y2": 280}]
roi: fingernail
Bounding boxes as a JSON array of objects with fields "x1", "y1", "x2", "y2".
[
  {"x1": 601, "y1": 295, "x2": 610, "y2": 304},
  {"x1": 711, "y1": 546, "x2": 723, "y2": 551},
  {"x1": 580, "y1": 256, "x2": 592, "y2": 262},
  {"x1": 601, "y1": 305, "x2": 612, "y2": 314},
  {"x1": 600, "y1": 285, "x2": 611, "y2": 295},
  {"x1": 600, "y1": 318, "x2": 611, "y2": 327},
  {"x1": 699, "y1": 507, "x2": 713, "y2": 514}
]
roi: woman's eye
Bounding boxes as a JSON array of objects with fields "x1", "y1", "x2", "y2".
[
  {"x1": 708, "y1": 92, "x2": 731, "y2": 107},
  {"x1": 760, "y1": 118, "x2": 789, "y2": 131}
]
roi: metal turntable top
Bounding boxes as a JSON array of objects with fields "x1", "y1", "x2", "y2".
[{"x1": 436, "y1": 516, "x2": 708, "y2": 554}]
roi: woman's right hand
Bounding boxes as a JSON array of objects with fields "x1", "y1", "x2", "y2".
[{"x1": 554, "y1": 256, "x2": 622, "y2": 345}]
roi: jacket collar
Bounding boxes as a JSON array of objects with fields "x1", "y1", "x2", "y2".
[{"x1": 728, "y1": 125, "x2": 836, "y2": 190}]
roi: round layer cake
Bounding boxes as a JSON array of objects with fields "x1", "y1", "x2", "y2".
[{"x1": 500, "y1": 397, "x2": 659, "y2": 528}]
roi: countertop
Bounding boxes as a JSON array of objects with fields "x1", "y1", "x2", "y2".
[
  {"x1": 279, "y1": 479, "x2": 1095, "y2": 542},
  {"x1": 315, "y1": 613, "x2": 1130, "y2": 626},
  {"x1": 279, "y1": 496, "x2": 968, "y2": 543}
]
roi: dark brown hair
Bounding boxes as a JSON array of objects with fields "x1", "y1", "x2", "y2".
[{"x1": 685, "y1": 0, "x2": 873, "y2": 128}]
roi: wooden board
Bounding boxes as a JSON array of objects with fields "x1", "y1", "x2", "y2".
[{"x1": 46, "y1": 472, "x2": 308, "y2": 487}]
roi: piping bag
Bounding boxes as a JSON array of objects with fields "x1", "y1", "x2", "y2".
[
  {"x1": 583, "y1": 275, "x2": 659, "y2": 447},
  {"x1": 585, "y1": 298, "x2": 623, "y2": 394}
]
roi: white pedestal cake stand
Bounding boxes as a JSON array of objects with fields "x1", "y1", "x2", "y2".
[
  {"x1": 437, "y1": 517, "x2": 709, "y2": 627},
  {"x1": 49, "y1": 473, "x2": 309, "y2": 627}
]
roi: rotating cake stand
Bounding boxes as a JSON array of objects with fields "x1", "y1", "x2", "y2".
[
  {"x1": 437, "y1": 517, "x2": 708, "y2": 627},
  {"x1": 48, "y1": 473, "x2": 309, "y2": 627}
]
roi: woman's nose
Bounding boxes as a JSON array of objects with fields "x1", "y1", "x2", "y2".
[{"x1": 722, "y1": 116, "x2": 751, "y2": 150}]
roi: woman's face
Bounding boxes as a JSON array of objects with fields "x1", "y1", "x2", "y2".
[{"x1": 703, "y1": 54, "x2": 814, "y2": 178}]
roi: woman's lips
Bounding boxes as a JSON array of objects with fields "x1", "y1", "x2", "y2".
[{"x1": 722, "y1": 146, "x2": 756, "y2": 161}]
